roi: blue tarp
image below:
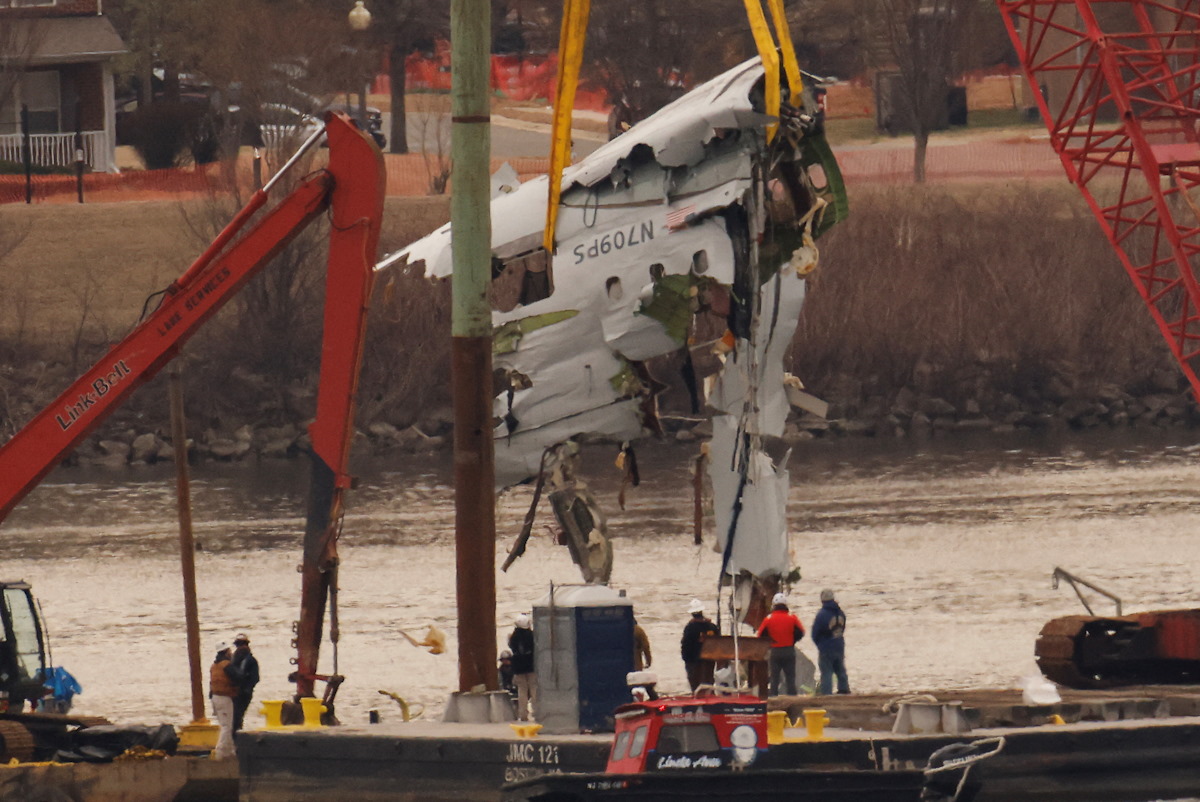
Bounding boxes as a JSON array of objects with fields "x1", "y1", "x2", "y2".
[{"x1": 43, "y1": 666, "x2": 82, "y2": 701}]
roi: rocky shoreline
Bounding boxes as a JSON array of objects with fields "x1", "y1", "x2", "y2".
[
  {"x1": 5, "y1": 183, "x2": 1193, "y2": 473},
  {"x1": 53, "y1": 361, "x2": 1200, "y2": 470}
]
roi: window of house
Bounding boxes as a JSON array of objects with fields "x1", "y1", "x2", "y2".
[
  {"x1": 20, "y1": 71, "x2": 61, "y2": 133},
  {"x1": 7, "y1": 0, "x2": 58, "y2": 7},
  {"x1": 0, "y1": 99, "x2": 17, "y2": 137}
]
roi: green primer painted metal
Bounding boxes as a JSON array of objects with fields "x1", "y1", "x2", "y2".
[
  {"x1": 799, "y1": 133, "x2": 849, "y2": 237},
  {"x1": 608, "y1": 361, "x2": 641, "y2": 396},
  {"x1": 637, "y1": 273, "x2": 698, "y2": 345},
  {"x1": 493, "y1": 310, "x2": 579, "y2": 356}
]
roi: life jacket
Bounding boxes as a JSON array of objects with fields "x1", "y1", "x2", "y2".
[{"x1": 210, "y1": 660, "x2": 238, "y2": 698}]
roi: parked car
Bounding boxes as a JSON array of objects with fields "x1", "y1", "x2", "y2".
[
  {"x1": 323, "y1": 103, "x2": 386, "y2": 150},
  {"x1": 253, "y1": 103, "x2": 323, "y2": 148}
]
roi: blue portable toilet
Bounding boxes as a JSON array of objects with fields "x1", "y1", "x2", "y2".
[{"x1": 532, "y1": 584, "x2": 633, "y2": 734}]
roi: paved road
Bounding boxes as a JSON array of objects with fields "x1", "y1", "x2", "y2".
[
  {"x1": 388, "y1": 110, "x2": 1062, "y2": 184},
  {"x1": 384, "y1": 110, "x2": 606, "y2": 159}
]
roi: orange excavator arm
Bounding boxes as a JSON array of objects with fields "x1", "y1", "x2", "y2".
[{"x1": 0, "y1": 112, "x2": 385, "y2": 699}]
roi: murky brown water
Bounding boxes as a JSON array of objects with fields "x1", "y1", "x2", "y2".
[{"x1": 6, "y1": 428, "x2": 1200, "y2": 728}]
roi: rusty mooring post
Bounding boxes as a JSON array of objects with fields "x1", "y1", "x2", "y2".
[{"x1": 169, "y1": 364, "x2": 217, "y2": 747}]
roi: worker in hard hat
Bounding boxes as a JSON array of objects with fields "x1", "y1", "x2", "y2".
[
  {"x1": 497, "y1": 649, "x2": 517, "y2": 704},
  {"x1": 680, "y1": 599, "x2": 718, "y2": 692},
  {"x1": 812, "y1": 589, "x2": 850, "y2": 695},
  {"x1": 229, "y1": 633, "x2": 259, "y2": 732},
  {"x1": 508, "y1": 613, "x2": 537, "y2": 721},
  {"x1": 208, "y1": 643, "x2": 238, "y2": 760},
  {"x1": 756, "y1": 593, "x2": 806, "y2": 696}
]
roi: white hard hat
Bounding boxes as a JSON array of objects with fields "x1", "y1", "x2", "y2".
[
  {"x1": 772, "y1": 592, "x2": 788, "y2": 606},
  {"x1": 515, "y1": 613, "x2": 531, "y2": 629},
  {"x1": 215, "y1": 642, "x2": 229, "y2": 654},
  {"x1": 687, "y1": 598, "x2": 704, "y2": 614}
]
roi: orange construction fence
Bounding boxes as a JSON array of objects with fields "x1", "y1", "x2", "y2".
[
  {"x1": 0, "y1": 153, "x2": 554, "y2": 205},
  {"x1": 0, "y1": 137, "x2": 1064, "y2": 205},
  {"x1": 394, "y1": 48, "x2": 609, "y2": 111}
]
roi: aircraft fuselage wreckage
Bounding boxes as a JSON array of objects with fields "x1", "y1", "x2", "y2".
[{"x1": 379, "y1": 55, "x2": 847, "y2": 617}]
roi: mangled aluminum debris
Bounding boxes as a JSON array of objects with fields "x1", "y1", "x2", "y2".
[{"x1": 378, "y1": 56, "x2": 846, "y2": 612}]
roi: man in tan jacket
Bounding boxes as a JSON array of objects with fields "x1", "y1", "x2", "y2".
[{"x1": 209, "y1": 643, "x2": 238, "y2": 759}]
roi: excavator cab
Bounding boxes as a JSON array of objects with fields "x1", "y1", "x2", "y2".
[{"x1": 0, "y1": 582, "x2": 47, "y2": 712}]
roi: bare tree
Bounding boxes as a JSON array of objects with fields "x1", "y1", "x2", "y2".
[
  {"x1": 105, "y1": 0, "x2": 210, "y2": 106},
  {"x1": 0, "y1": 209, "x2": 30, "y2": 362},
  {"x1": 67, "y1": 271, "x2": 109, "y2": 374},
  {"x1": 175, "y1": 147, "x2": 330, "y2": 426},
  {"x1": 0, "y1": 16, "x2": 46, "y2": 136},
  {"x1": 787, "y1": 0, "x2": 868, "y2": 81},
  {"x1": 409, "y1": 94, "x2": 451, "y2": 193},
  {"x1": 108, "y1": 0, "x2": 361, "y2": 166},
  {"x1": 856, "y1": 0, "x2": 980, "y2": 182},
  {"x1": 585, "y1": 0, "x2": 747, "y2": 133},
  {"x1": 366, "y1": 0, "x2": 451, "y2": 155}
]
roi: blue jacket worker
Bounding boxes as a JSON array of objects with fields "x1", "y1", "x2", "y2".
[
  {"x1": 812, "y1": 589, "x2": 850, "y2": 695},
  {"x1": 229, "y1": 633, "x2": 260, "y2": 731}
]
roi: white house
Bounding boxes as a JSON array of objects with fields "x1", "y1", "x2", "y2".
[{"x1": 0, "y1": 0, "x2": 126, "y2": 172}]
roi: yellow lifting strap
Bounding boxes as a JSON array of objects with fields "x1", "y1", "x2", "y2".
[
  {"x1": 765, "y1": 0, "x2": 804, "y2": 101},
  {"x1": 743, "y1": 0, "x2": 781, "y2": 142},
  {"x1": 743, "y1": 0, "x2": 805, "y2": 142},
  {"x1": 544, "y1": 0, "x2": 591, "y2": 254},
  {"x1": 543, "y1": 0, "x2": 801, "y2": 248}
]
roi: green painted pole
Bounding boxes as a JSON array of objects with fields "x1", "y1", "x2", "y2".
[{"x1": 450, "y1": 0, "x2": 497, "y2": 693}]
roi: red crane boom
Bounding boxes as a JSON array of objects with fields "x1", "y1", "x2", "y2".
[{"x1": 0, "y1": 112, "x2": 385, "y2": 702}]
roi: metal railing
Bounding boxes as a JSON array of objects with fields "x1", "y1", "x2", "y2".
[{"x1": 0, "y1": 131, "x2": 106, "y2": 171}]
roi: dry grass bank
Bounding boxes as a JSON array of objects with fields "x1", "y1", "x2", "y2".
[
  {"x1": 0, "y1": 195, "x2": 451, "y2": 440},
  {"x1": 0, "y1": 181, "x2": 1184, "y2": 449},
  {"x1": 0, "y1": 196, "x2": 449, "y2": 345},
  {"x1": 796, "y1": 182, "x2": 1171, "y2": 408}
]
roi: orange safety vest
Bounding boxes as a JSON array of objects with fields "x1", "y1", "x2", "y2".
[{"x1": 210, "y1": 660, "x2": 238, "y2": 698}]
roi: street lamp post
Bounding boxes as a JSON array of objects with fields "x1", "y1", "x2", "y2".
[{"x1": 348, "y1": 2, "x2": 372, "y2": 129}]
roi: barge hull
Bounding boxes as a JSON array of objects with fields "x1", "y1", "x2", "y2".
[
  {"x1": 0, "y1": 755, "x2": 236, "y2": 802},
  {"x1": 238, "y1": 718, "x2": 1200, "y2": 802}
]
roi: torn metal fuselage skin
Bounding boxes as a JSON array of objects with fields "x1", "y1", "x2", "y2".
[{"x1": 384, "y1": 57, "x2": 847, "y2": 604}]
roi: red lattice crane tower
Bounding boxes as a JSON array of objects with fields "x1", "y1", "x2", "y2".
[
  {"x1": 997, "y1": 1, "x2": 1200, "y2": 399},
  {"x1": 1000, "y1": 2, "x2": 1200, "y2": 689}
]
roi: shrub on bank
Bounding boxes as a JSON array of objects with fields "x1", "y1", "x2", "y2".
[
  {"x1": 0, "y1": 160, "x2": 74, "y2": 176},
  {"x1": 0, "y1": 181, "x2": 1194, "y2": 468},
  {"x1": 795, "y1": 183, "x2": 1169, "y2": 414}
]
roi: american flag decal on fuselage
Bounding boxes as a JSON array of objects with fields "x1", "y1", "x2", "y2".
[{"x1": 666, "y1": 205, "x2": 695, "y2": 230}]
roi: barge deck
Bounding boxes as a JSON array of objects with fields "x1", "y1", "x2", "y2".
[{"x1": 237, "y1": 685, "x2": 1200, "y2": 802}]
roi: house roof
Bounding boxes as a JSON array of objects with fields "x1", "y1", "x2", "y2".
[{"x1": 6, "y1": 16, "x2": 126, "y2": 65}]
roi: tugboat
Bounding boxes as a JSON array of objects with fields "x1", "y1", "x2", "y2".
[{"x1": 500, "y1": 690, "x2": 1003, "y2": 802}]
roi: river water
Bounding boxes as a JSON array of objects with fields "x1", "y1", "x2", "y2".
[{"x1": 5, "y1": 427, "x2": 1200, "y2": 728}]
